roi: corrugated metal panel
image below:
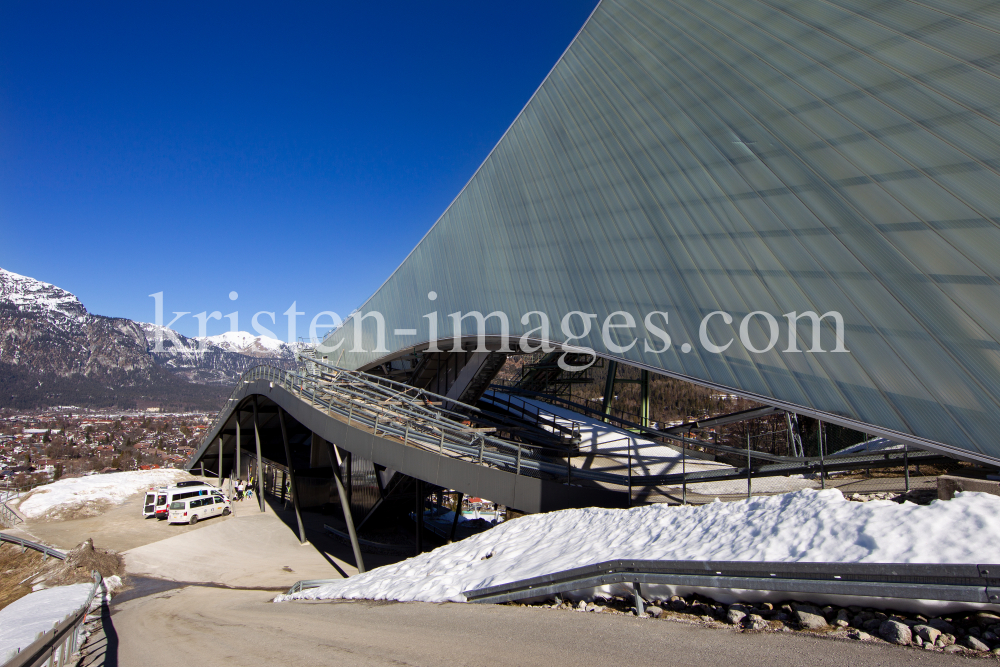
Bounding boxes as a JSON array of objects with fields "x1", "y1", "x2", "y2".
[{"x1": 321, "y1": 0, "x2": 1000, "y2": 461}]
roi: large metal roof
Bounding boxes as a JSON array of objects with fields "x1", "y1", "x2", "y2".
[{"x1": 321, "y1": 0, "x2": 1000, "y2": 463}]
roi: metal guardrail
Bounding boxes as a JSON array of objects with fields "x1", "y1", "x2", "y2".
[
  {"x1": 0, "y1": 491, "x2": 24, "y2": 529},
  {"x1": 1, "y1": 570, "x2": 101, "y2": 667},
  {"x1": 1, "y1": 503, "x2": 22, "y2": 529},
  {"x1": 463, "y1": 559, "x2": 1000, "y2": 606},
  {"x1": 285, "y1": 578, "x2": 341, "y2": 595},
  {"x1": 0, "y1": 533, "x2": 66, "y2": 560}
]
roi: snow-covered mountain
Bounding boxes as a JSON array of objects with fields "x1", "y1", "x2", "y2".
[
  {"x1": 140, "y1": 323, "x2": 303, "y2": 385},
  {"x1": 0, "y1": 268, "x2": 154, "y2": 379},
  {"x1": 198, "y1": 330, "x2": 295, "y2": 357},
  {"x1": 0, "y1": 267, "x2": 305, "y2": 408}
]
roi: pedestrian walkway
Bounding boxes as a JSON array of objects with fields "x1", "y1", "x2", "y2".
[{"x1": 124, "y1": 499, "x2": 348, "y2": 588}]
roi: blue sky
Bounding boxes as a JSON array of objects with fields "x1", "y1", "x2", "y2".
[{"x1": 0, "y1": 1, "x2": 598, "y2": 340}]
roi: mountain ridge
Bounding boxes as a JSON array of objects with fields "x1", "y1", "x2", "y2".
[{"x1": 0, "y1": 268, "x2": 305, "y2": 410}]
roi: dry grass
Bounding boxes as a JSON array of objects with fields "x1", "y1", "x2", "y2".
[
  {"x1": 0, "y1": 542, "x2": 47, "y2": 611},
  {"x1": 0, "y1": 538, "x2": 125, "y2": 611}
]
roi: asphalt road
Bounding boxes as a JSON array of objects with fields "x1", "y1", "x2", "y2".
[{"x1": 91, "y1": 585, "x2": 972, "y2": 667}]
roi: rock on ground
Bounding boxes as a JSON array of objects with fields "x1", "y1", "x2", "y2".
[
  {"x1": 960, "y1": 636, "x2": 990, "y2": 652},
  {"x1": 727, "y1": 608, "x2": 747, "y2": 625},
  {"x1": 913, "y1": 624, "x2": 941, "y2": 645},
  {"x1": 879, "y1": 620, "x2": 911, "y2": 645},
  {"x1": 795, "y1": 607, "x2": 828, "y2": 630}
]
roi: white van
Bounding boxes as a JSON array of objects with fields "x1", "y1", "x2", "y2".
[
  {"x1": 155, "y1": 484, "x2": 223, "y2": 519},
  {"x1": 143, "y1": 487, "x2": 168, "y2": 518},
  {"x1": 168, "y1": 494, "x2": 231, "y2": 524}
]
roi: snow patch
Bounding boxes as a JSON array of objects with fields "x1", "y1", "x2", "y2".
[
  {"x1": 0, "y1": 583, "x2": 95, "y2": 659},
  {"x1": 101, "y1": 575, "x2": 123, "y2": 603},
  {"x1": 0, "y1": 267, "x2": 88, "y2": 322},
  {"x1": 276, "y1": 490, "x2": 1000, "y2": 604},
  {"x1": 16, "y1": 469, "x2": 193, "y2": 519}
]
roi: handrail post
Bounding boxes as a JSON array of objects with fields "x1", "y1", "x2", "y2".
[
  {"x1": 404, "y1": 423, "x2": 410, "y2": 447},
  {"x1": 515, "y1": 444, "x2": 522, "y2": 476},
  {"x1": 477, "y1": 437, "x2": 484, "y2": 465},
  {"x1": 439, "y1": 432, "x2": 445, "y2": 455}
]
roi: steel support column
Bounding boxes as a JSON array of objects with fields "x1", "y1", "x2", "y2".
[
  {"x1": 278, "y1": 408, "x2": 306, "y2": 544},
  {"x1": 415, "y1": 479, "x2": 424, "y2": 555},
  {"x1": 640, "y1": 370, "x2": 650, "y2": 429},
  {"x1": 602, "y1": 361, "x2": 618, "y2": 423},
  {"x1": 252, "y1": 397, "x2": 265, "y2": 513},
  {"x1": 326, "y1": 441, "x2": 365, "y2": 573},
  {"x1": 818, "y1": 420, "x2": 827, "y2": 490},
  {"x1": 235, "y1": 409, "x2": 241, "y2": 480},
  {"x1": 449, "y1": 492, "x2": 464, "y2": 543}
]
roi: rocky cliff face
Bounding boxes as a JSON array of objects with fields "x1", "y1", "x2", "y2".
[
  {"x1": 0, "y1": 268, "x2": 303, "y2": 409},
  {"x1": 0, "y1": 269, "x2": 155, "y2": 381}
]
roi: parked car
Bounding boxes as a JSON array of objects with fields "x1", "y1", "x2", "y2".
[{"x1": 168, "y1": 494, "x2": 231, "y2": 525}]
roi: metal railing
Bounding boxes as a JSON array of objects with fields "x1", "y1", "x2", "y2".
[
  {"x1": 489, "y1": 385, "x2": 955, "y2": 497},
  {"x1": 193, "y1": 363, "x2": 955, "y2": 502},
  {"x1": 0, "y1": 533, "x2": 65, "y2": 560},
  {"x1": 1, "y1": 570, "x2": 102, "y2": 667},
  {"x1": 191, "y1": 363, "x2": 618, "y2": 487},
  {"x1": 464, "y1": 559, "x2": 1000, "y2": 606}
]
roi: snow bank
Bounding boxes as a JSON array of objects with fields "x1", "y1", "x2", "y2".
[
  {"x1": 277, "y1": 489, "x2": 1000, "y2": 604},
  {"x1": 17, "y1": 469, "x2": 193, "y2": 519},
  {"x1": 0, "y1": 583, "x2": 94, "y2": 659}
]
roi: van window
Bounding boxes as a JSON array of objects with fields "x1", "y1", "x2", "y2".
[
  {"x1": 191, "y1": 499, "x2": 203, "y2": 508},
  {"x1": 169, "y1": 501, "x2": 185, "y2": 510},
  {"x1": 157, "y1": 495, "x2": 167, "y2": 504}
]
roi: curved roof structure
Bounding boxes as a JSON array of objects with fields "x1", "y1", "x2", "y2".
[{"x1": 321, "y1": 0, "x2": 1000, "y2": 463}]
